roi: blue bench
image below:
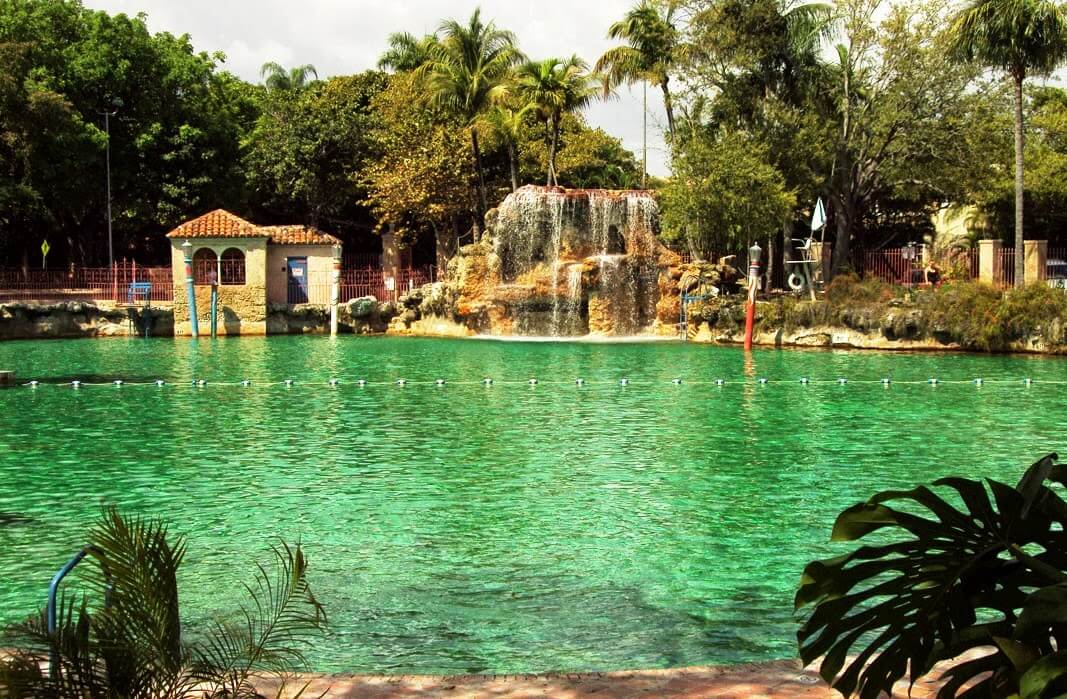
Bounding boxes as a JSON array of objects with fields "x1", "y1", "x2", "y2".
[{"x1": 127, "y1": 281, "x2": 152, "y2": 303}]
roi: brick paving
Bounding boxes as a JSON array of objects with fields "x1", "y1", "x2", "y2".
[{"x1": 255, "y1": 653, "x2": 985, "y2": 698}]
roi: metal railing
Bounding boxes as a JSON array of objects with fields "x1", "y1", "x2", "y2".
[
  {"x1": 855, "y1": 247, "x2": 979, "y2": 287},
  {"x1": 996, "y1": 248, "x2": 1015, "y2": 288},
  {"x1": 0, "y1": 263, "x2": 174, "y2": 304}
]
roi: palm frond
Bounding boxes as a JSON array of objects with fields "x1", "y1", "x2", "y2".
[
  {"x1": 195, "y1": 542, "x2": 326, "y2": 694},
  {"x1": 949, "y1": 0, "x2": 1067, "y2": 76}
]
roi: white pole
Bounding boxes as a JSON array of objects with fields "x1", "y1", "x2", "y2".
[
  {"x1": 642, "y1": 82, "x2": 647, "y2": 189},
  {"x1": 330, "y1": 245, "x2": 341, "y2": 336}
]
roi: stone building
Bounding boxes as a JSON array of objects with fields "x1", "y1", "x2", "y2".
[{"x1": 167, "y1": 210, "x2": 341, "y2": 336}]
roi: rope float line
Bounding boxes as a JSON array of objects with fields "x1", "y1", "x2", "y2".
[{"x1": 11, "y1": 377, "x2": 1062, "y2": 389}]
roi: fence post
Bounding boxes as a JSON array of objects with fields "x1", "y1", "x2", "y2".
[
  {"x1": 978, "y1": 239, "x2": 1001, "y2": 285},
  {"x1": 1024, "y1": 240, "x2": 1048, "y2": 284}
]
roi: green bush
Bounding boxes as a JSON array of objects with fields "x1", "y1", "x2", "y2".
[
  {"x1": 823, "y1": 273, "x2": 901, "y2": 306},
  {"x1": 921, "y1": 281, "x2": 1067, "y2": 350}
]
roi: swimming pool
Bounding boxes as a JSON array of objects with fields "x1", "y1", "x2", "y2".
[{"x1": 0, "y1": 336, "x2": 1063, "y2": 674}]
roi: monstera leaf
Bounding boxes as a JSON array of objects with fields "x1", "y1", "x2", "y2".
[{"x1": 796, "y1": 454, "x2": 1067, "y2": 698}]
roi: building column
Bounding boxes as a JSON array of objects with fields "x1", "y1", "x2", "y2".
[
  {"x1": 978, "y1": 239, "x2": 1001, "y2": 285},
  {"x1": 1024, "y1": 240, "x2": 1048, "y2": 284}
]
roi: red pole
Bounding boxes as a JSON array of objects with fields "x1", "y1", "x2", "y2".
[{"x1": 744, "y1": 244, "x2": 761, "y2": 352}]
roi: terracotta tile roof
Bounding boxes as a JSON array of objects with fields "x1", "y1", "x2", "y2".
[
  {"x1": 166, "y1": 209, "x2": 265, "y2": 239},
  {"x1": 261, "y1": 225, "x2": 342, "y2": 246}
]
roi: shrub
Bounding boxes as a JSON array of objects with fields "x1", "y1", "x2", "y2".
[
  {"x1": 823, "y1": 273, "x2": 901, "y2": 306},
  {"x1": 921, "y1": 281, "x2": 1067, "y2": 350}
]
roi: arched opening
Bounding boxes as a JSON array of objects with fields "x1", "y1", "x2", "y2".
[
  {"x1": 606, "y1": 225, "x2": 626, "y2": 255},
  {"x1": 192, "y1": 248, "x2": 217, "y2": 284},
  {"x1": 220, "y1": 248, "x2": 246, "y2": 285}
]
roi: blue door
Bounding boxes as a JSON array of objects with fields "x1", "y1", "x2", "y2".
[{"x1": 287, "y1": 257, "x2": 308, "y2": 304}]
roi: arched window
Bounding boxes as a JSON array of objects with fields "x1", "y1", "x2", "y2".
[
  {"x1": 192, "y1": 249, "x2": 217, "y2": 284},
  {"x1": 220, "y1": 248, "x2": 246, "y2": 285}
]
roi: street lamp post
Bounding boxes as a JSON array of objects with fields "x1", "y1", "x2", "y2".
[
  {"x1": 98, "y1": 102, "x2": 120, "y2": 268},
  {"x1": 744, "y1": 242, "x2": 762, "y2": 352}
]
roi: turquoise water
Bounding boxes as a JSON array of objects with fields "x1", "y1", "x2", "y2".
[{"x1": 0, "y1": 336, "x2": 1064, "y2": 674}]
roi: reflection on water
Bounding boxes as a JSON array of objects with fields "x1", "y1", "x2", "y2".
[{"x1": 0, "y1": 335, "x2": 1064, "y2": 674}]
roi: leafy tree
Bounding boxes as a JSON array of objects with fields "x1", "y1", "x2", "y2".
[
  {"x1": 949, "y1": 0, "x2": 1067, "y2": 287},
  {"x1": 0, "y1": 2, "x2": 254, "y2": 265},
  {"x1": 678, "y1": 0, "x2": 836, "y2": 273},
  {"x1": 660, "y1": 130, "x2": 795, "y2": 259},
  {"x1": 243, "y1": 72, "x2": 386, "y2": 233},
  {"x1": 511, "y1": 56, "x2": 599, "y2": 186},
  {"x1": 0, "y1": 40, "x2": 101, "y2": 268},
  {"x1": 595, "y1": 0, "x2": 681, "y2": 137},
  {"x1": 362, "y1": 74, "x2": 471, "y2": 264},
  {"x1": 259, "y1": 62, "x2": 319, "y2": 92},
  {"x1": 516, "y1": 112, "x2": 642, "y2": 190},
  {"x1": 417, "y1": 9, "x2": 522, "y2": 239},
  {"x1": 971, "y1": 86, "x2": 1067, "y2": 248},
  {"x1": 823, "y1": 0, "x2": 987, "y2": 274}
]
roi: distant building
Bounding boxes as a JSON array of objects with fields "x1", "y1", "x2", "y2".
[{"x1": 167, "y1": 210, "x2": 340, "y2": 335}]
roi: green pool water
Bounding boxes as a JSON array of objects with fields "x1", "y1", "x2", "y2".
[{"x1": 0, "y1": 335, "x2": 1064, "y2": 674}]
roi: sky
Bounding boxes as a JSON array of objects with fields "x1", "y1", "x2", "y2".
[{"x1": 81, "y1": 0, "x2": 672, "y2": 177}]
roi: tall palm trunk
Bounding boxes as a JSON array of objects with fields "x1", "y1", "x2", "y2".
[
  {"x1": 507, "y1": 142, "x2": 519, "y2": 192},
  {"x1": 547, "y1": 116, "x2": 560, "y2": 187},
  {"x1": 468, "y1": 187, "x2": 482, "y2": 243},
  {"x1": 661, "y1": 79, "x2": 676, "y2": 138},
  {"x1": 1012, "y1": 68, "x2": 1025, "y2": 288},
  {"x1": 470, "y1": 128, "x2": 487, "y2": 240}
]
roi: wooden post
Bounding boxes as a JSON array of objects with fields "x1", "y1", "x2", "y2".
[{"x1": 0, "y1": 371, "x2": 14, "y2": 386}]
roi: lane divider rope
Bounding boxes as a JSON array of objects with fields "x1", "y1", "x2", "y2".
[{"x1": 11, "y1": 377, "x2": 1060, "y2": 388}]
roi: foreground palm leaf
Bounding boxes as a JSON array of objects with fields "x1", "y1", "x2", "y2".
[
  {"x1": 0, "y1": 507, "x2": 326, "y2": 699},
  {"x1": 796, "y1": 453, "x2": 1067, "y2": 698}
]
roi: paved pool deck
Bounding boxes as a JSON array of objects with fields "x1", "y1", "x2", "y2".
[{"x1": 257, "y1": 654, "x2": 978, "y2": 698}]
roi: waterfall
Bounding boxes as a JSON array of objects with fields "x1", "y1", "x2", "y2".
[{"x1": 492, "y1": 186, "x2": 663, "y2": 337}]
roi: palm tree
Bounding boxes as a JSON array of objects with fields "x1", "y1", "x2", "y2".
[
  {"x1": 949, "y1": 0, "x2": 1067, "y2": 287},
  {"x1": 418, "y1": 9, "x2": 523, "y2": 240},
  {"x1": 378, "y1": 32, "x2": 438, "y2": 72},
  {"x1": 259, "y1": 62, "x2": 319, "y2": 91},
  {"x1": 482, "y1": 103, "x2": 535, "y2": 191},
  {"x1": 0, "y1": 507, "x2": 325, "y2": 698},
  {"x1": 512, "y1": 56, "x2": 599, "y2": 186},
  {"x1": 595, "y1": 0, "x2": 681, "y2": 147}
]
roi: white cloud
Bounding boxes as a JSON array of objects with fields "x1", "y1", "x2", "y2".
[{"x1": 80, "y1": 0, "x2": 671, "y2": 176}]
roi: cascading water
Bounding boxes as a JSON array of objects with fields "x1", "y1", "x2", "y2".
[{"x1": 489, "y1": 186, "x2": 666, "y2": 337}]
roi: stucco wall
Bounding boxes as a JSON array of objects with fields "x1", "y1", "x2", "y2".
[
  {"x1": 266, "y1": 245, "x2": 336, "y2": 305},
  {"x1": 170, "y1": 237, "x2": 268, "y2": 335}
]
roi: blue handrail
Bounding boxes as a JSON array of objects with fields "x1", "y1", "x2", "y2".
[{"x1": 47, "y1": 546, "x2": 105, "y2": 678}]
